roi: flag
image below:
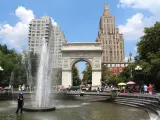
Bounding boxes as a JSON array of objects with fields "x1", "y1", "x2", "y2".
[{"x1": 129, "y1": 52, "x2": 132, "y2": 57}]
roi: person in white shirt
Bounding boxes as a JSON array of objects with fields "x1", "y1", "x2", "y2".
[{"x1": 144, "y1": 85, "x2": 148, "y2": 93}]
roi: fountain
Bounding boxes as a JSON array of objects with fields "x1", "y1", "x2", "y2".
[{"x1": 23, "y1": 40, "x2": 56, "y2": 112}]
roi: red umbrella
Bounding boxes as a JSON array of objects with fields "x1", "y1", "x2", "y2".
[
  {"x1": 127, "y1": 81, "x2": 135, "y2": 85},
  {"x1": 0, "y1": 86, "x2": 3, "y2": 89}
]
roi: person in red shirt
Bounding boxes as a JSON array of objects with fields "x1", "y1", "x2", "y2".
[{"x1": 148, "y1": 84, "x2": 153, "y2": 94}]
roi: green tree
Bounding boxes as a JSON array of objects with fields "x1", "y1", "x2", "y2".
[
  {"x1": 82, "y1": 63, "x2": 92, "y2": 85},
  {"x1": 72, "y1": 66, "x2": 81, "y2": 86},
  {"x1": 101, "y1": 65, "x2": 119, "y2": 85},
  {"x1": 135, "y1": 22, "x2": 160, "y2": 88},
  {"x1": 0, "y1": 45, "x2": 30, "y2": 87},
  {"x1": 107, "y1": 74, "x2": 120, "y2": 85},
  {"x1": 101, "y1": 65, "x2": 107, "y2": 82},
  {"x1": 0, "y1": 45, "x2": 26, "y2": 86},
  {"x1": 118, "y1": 66, "x2": 132, "y2": 83}
]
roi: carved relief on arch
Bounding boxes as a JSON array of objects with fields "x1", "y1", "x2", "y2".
[
  {"x1": 63, "y1": 58, "x2": 69, "y2": 69},
  {"x1": 93, "y1": 58, "x2": 101, "y2": 69}
]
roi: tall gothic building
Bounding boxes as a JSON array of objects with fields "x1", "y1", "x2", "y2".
[{"x1": 96, "y1": 3, "x2": 124, "y2": 63}]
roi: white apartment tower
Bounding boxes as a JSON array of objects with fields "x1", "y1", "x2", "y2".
[
  {"x1": 50, "y1": 25, "x2": 67, "y2": 68},
  {"x1": 96, "y1": 3, "x2": 125, "y2": 63},
  {"x1": 28, "y1": 16, "x2": 52, "y2": 53},
  {"x1": 28, "y1": 16, "x2": 66, "y2": 69}
]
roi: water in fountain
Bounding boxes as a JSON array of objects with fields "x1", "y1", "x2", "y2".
[
  {"x1": 27, "y1": 53, "x2": 33, "y2": 93},
  {"x1": 9, "y1": 70, "x2": 14, "y2": 87},
  {"x1": 21, "y1": 52, "x2": 33, "y2": 93},
  {"x1": 35, "y1": 40, "x2": 53, "y2": 108}
]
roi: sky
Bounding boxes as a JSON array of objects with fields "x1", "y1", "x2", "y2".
[{"x1": 0, "y1": 0, "x2": 160, "y2": 78}]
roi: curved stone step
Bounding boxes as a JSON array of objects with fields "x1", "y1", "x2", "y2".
[
  {"x1": 117, "y1": 95, "x2": 160, "y2": 102},
  {"x1": 113, "y1": 99, "x2": 160, "y2": 110},
  {"x1": 115, "y1": 97, "x2": 159, "y2": 104},
  {"x1": 113, "y1": 101, "x2": 159, "y2": 115}
]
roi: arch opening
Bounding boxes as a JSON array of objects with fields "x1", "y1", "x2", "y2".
[{"x1": 71, "y1": 60, "x2": 92, "y2": 87}]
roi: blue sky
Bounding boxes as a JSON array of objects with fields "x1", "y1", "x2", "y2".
[{"x1": 0, "y1": 0, "x2": 159, "y2": 78}]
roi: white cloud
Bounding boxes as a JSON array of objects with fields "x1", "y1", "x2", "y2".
[
  {"x1": 118, "y1": 0, "x2": 160, "y2": 40},
  {"x1": 0, "y1": 6, "x2": 35, "y2": 52},
  {"x1": 134, "y1": 46, "x2": 137, "y2": 52},
  {"x1": 124, "y1": 56, "x2": 129, "y2": 62},
  {"x1": 51, "y1": 17, "x2": 58, "y2": 26},
  {"x1": 15, "y1": 6, "x2": 35, "y2": 24},
  {"x1": 124, "y1": 56, "x2": 135, "y2": 62}
]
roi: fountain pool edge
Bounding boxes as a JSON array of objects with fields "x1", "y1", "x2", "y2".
[{"x1": 23, "y1": 106, "x2": 56, "y2": 112}]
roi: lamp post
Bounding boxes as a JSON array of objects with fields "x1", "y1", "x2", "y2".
[
  {"x1": 129, "y1": 52, "x2": 133, "y2": 80},
  {"x1": 135, "y1": 66, "x2": 142, "y2": 84}
]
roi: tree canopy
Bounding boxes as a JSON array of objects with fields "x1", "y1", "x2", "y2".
[
  {"x1": 82, "y1": 63, "x2": 92, "y2": 85},
  {"x1": 0, "y1": 44, "x2": 27, "y2": 87},
  {"x1": 136, "y1": 22, "x2": 160, "y2": 87},
  {"x1": 118, "y1": 22, "x2": 160, "y2": 88},
  {"x1": 72, "y1": 65, "x2": 81, "y2": 86}
]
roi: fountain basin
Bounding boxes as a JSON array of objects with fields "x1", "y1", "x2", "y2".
[{"x1": 23, "y1": 106, "x2": 56, "y2": 112}]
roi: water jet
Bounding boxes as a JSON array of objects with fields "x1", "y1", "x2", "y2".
[{"x1": 24, "y1": 39, "x2": 55, "y2": 112}]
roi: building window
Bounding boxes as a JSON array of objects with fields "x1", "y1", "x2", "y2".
[
  {"x1": 114, "y1": 68, "x2": 117, "y2": 72},
  {"x1": 119, "y1": 68, "x2": 122, "y2": 72},
  {"x1": 110, "y1": 68, "x2": 112, "y2": 72}
]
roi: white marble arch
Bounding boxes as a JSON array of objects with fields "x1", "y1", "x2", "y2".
[{"x1": 61, "y1": 42, "x2": 102, "y2": 89}]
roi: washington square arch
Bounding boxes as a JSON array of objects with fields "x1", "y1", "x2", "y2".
[{"x1": 61, "y1": 42, "x2": 102, "y2": 89}]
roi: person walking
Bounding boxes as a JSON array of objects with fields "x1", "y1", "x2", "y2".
[{"x1": 16, "y1": 92, "x2": 24, "y2": 113}]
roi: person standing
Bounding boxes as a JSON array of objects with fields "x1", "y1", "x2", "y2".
[
  {"x1": 18, "y1": 85, "x2": 21, "y2": 91},
  {"x1": 148, "y1": 84, "x2": 153, "y2": 94},
  {"x1": 140, "y1": 84, "x2": 144, "y2": 94},
  {"x1": 144, "y1": 84, "x2": 148, "y2": 94},
  {"x1": 16, "y1": 92, "x2": 24, "y2": 113},
  {"x1": 22, "y1": 84, "x2": 25, "y2": 91},
  {"x1": 152, "y1": 84, "x2": 156, "y2": 95}
]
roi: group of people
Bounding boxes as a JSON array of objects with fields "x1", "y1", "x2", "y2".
[
  {"x1": 140, "y1": 84, "x2": 156, "y2": 95},
  {"x1": 18, "y1": 85, "x2": 36, "y2": 91},
  {"x1": 18, "y1": 85, "x2": 25, "y2": 91}
]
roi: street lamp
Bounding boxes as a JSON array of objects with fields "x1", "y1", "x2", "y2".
[
  {"x1": 0, "y1": 66, "x2": 4, "y2": 71},
  {"x1": 135, "y1": 66, "x2": 142, "y2": 84},
  {"x1": 135, "y1": 66, "x2": 142, "y2": 71}
]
